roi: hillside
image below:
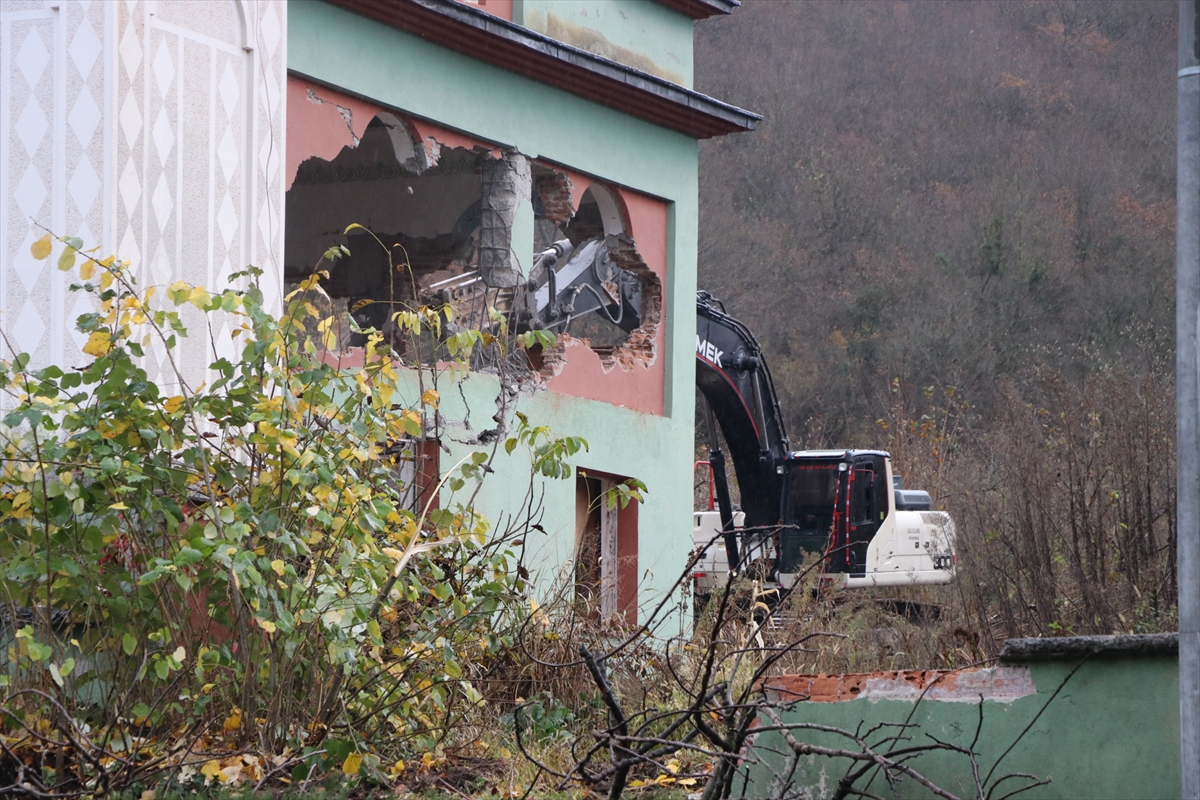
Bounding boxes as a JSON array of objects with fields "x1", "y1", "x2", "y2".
[
  {"x1": 697, "y1": 0, "x2": 1176, "y2": 440},
  {"x1": 696, "y1": 1, "x2": 1180, "y2": 644}
]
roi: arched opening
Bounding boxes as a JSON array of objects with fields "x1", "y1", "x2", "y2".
[
  {"x1": 529, "y1": 176, "x2": 659, "y2": 362},
  {"x1": 284, "y1": 114, "x2": 489, "y2": 357}
]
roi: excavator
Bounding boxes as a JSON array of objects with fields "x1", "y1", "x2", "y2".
[
  {"x1": 504, "y1": 237, "x2": 955, "y2": 606},
  {"x1": 693, "y1": 291, "x2": 955, "y2": 609}
]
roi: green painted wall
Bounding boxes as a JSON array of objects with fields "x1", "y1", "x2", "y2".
[
  {"x1": 289, "y1": 1, "x2": 701, "y2": 622},
  {"x1": 743, "y1": 656, "x2": 1181, "y2": 799},
  {"x1": 516, "y1": 0, "x2": 694, "y2": 87}
]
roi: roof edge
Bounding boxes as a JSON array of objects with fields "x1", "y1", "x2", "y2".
[
  {"x1": 321, "y1": 0, "x2": 760, "y2": 139},
  {"x1": 653, "y1": 0, "x2": 741, "y2": 21}
]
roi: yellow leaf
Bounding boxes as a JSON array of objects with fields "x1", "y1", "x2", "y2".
[
  {"x1": 189, "y1": 286, "x2": 210, "y2": 308},
  {"x1": 100, "y1": 254, "x2": 115, "y2": 267},
  {"x1": 223, "y1": 708, "x2": 242, "y2": 732},
  {"x1": 259, "y1": 620, "x2": 276, "y2": 634},
  {"x1": 342, "y1": 752, "x2": 363, "y2": 776},
  {"x1": 109, "y1": 502, "x2": 128, "y2": 511},
  {"x1": 382, "y1": 547, "x2": 404, "y2": 562},
  {"x1": 100, "y1": 269, "x2": 114, "y2": 289},
  {"x1": 421, "y1": 389, "x2": 439, "y2": 407},
  {"x1": 78, "y1": 258, "x2": 95, "y2": 280},
  {"x1": 271, "y1": 559, "x2": 285, "y2": 576},
  {"x1": 343, "y1": 223, "x2": 365, "y2": 234},
  {"x1": 164, "y1": 396, "x2": 185, "y2": 414},
  {"x1": 678, "y1": 778, "x2": 698, "y2": 787},
  {"x1": 30, "y1": 234, "x2": 53, "y2": 260},
  {"x1": 201, "y1": 760, "x2": 222, "y2": 781},
  {"x1": 82, "y1": 331, "x2": 111, "y2": 358}
]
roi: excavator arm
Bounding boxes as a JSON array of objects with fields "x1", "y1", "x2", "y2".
[{"x1": 695, "y1": 291, "x2": 790, "y2": 536}]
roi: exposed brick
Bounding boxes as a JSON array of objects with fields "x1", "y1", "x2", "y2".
[
  {"x1": 761, "y1": 666, "x2": 1036, "y2": 704},
  {"x1": 535, "y1": 169, "x2": 576, "y2": 227}
]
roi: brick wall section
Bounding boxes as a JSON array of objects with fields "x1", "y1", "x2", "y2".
[
  {"x1": 762, "y1": 666, "x2": 1037, "y2": 704},
  {"x1": 535, "y1": 169, "x2": 576, "y2": 226}
]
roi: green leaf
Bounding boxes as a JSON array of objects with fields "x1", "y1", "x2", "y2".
[
  {"x1": 122, "y1": 632, "x2": 138, "y2": 656},
  {"x1": 154, "y1": 659, "x2": 170, "y2": 680},
  {"x1": 57, "y1": 247, "x2": 76, "y2": 271},
  {"x1": 175, "y1": 547, "x2": 203, "y2": 566},
  {"x1": 26, "y1": 641, "x2": 52, "y2": 662}
]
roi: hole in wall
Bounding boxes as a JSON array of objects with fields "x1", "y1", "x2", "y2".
[{"x1": 528, "y1": 171, "x2": 661, "y2": 371}]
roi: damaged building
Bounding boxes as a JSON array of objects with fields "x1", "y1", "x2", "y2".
[
  {"x1": 0, "y1": 0, "x2": 758, "y2": 621},
  {"x1": 284, "y1": 0, "x2": 758, "y2": 620}
]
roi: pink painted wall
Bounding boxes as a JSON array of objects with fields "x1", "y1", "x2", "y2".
[
  {"x1": 286, "y1": 77, "x2": 383, "y2": 190},
  {"x1": 546, "y1": 186, "x2": 668, "y2": 416},
  {"x1": 287, "y1": 83, "x2": 668, "y2": 417},
  {"x1": 452, "y1": 0, "x2": 513, "y2": 21}
]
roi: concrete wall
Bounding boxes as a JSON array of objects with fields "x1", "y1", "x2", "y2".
[
  {"x1": 0, "y1": 0, "x2": 286, "y2": 396},
  {"x1": 743, "y1": 635, "x2": 1181, "y2": 799},
  {"x1": 516, "y1": 0, "x2": 694, "y2": 87},
  {"x1": 288, "y1": 0, "x2": 701, "y2": 623}
]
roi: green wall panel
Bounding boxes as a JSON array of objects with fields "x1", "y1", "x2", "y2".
[{"x1": 743, "y1": 656, "x2": 1181, "y2": 799}]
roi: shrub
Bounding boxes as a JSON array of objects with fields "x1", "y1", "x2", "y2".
[{"x1": 0, "y1": 232, "x2": 567, "y2": 794}]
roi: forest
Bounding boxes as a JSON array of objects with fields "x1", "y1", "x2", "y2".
[{"x1": 696, "y1": 0, "x2": 1180, "y2": 648}]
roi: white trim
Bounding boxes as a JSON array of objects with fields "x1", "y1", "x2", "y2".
[
  {"x1": 0, "y1": 12, "x2": 13, "y2": 356},
  {"x1": 600, "y1": 479, "x2": 619, "y2": 619},
  {"x1": 174, "y1": 29, "x2": 183, "y2": 295},
  {"x1": 1181, "y1": 66, "x2": 1200, "y2": 78},
  {"x1": 104, "y1": 0, "x2": 115, "y2": 258},
  {"x1": 51, "y1": 1, "x2": 65, "y2": 365},
  {"x1": 150, "y1": 17, "x2": 245, "y2": 58}
]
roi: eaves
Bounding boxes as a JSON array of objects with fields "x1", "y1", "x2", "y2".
[
  {"x1": 654, "y1": 0, "x2": 741, "y2": 21},
  {"x1": 321, "y1": 0, "x2": 761, "y2": 140}
]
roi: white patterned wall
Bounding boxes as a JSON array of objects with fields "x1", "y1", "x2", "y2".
[{"x1": 1, "y1": 0, "x2": 285, "y2": 391}]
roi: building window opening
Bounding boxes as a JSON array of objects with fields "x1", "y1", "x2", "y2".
[
  {"x1": 285, "y1": 114, "x2": 510, "y2": 364},
  {"x1": 574, "y1": 470, "x2": 639, "y2": 625},
  {"x1": 524, "y1": 176, "x2": 660, "y2": 368}
]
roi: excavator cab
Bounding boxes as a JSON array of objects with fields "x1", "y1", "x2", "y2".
[
  {"x1": 836, "y1": 452, "x2": 890, "y2": 576},
  {"x1": 779, "y1": 450, "x2": 888, "y2": 578},
  {"x1": 778, "y1": 455, "x2": 840, "y2": 573}
]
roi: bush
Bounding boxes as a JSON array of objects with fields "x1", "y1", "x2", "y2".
[{"x1": 0, "y1": 232, "x2": 568, "y2": 794}]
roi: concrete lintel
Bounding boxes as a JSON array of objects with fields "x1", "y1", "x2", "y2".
[{"x1": 1000, "y1": 632, "x2": 1179, "y2": 661}]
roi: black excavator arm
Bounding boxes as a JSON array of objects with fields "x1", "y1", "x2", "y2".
[{"x1": 695, "y1": 291, "x2": 790, "y2": 571}]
